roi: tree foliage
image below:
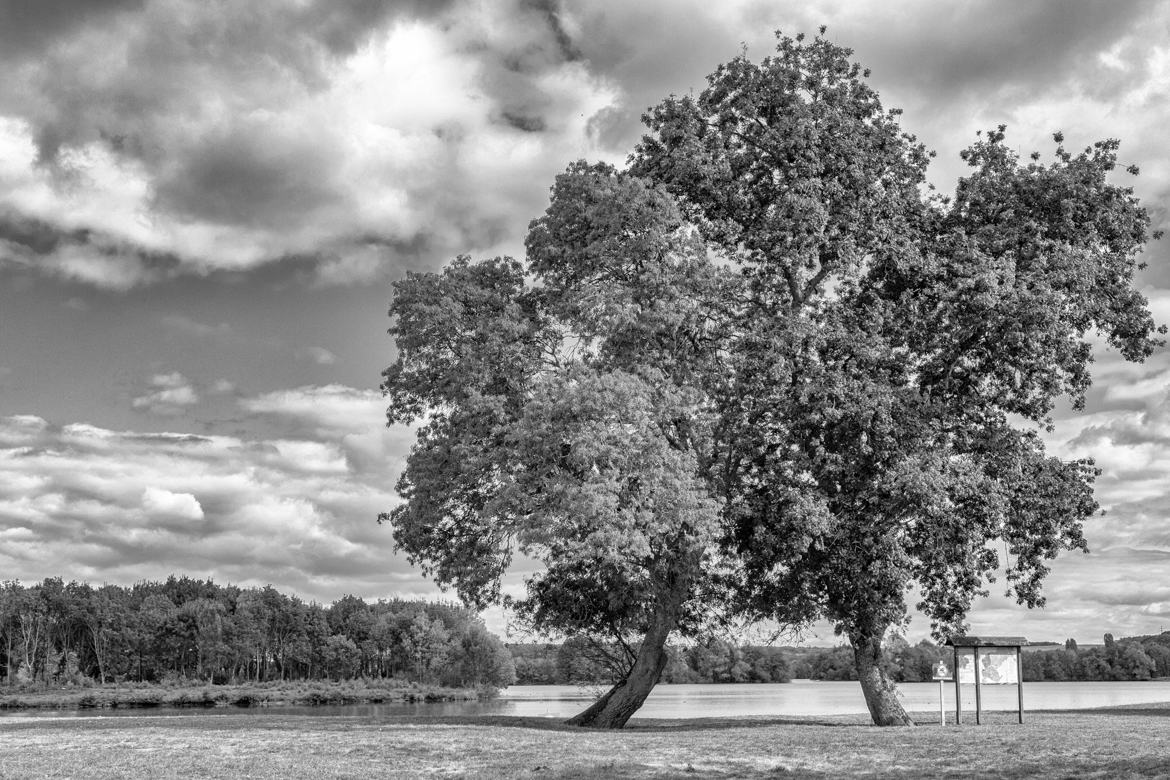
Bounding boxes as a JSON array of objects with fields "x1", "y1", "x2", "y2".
[
  {"x1": 385, "y1": 28, "x2": 1160, "y2": 727},
  {"x1": 383, "y1": 164, "x2": 738, "y2": 726},
  {"x1": 0, "y1": 576, "x2": 513, "y2": 688},
  {"x1": 630, "y1": 29, "x2": 1162, "y2": 725}
]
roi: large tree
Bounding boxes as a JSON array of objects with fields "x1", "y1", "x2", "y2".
[
  {"x1": 632, "y1": 30, "x2": 1162, "y2": 725},
  {"x1": 382, "y1": 164, "x2": 737, "y2": 727}
]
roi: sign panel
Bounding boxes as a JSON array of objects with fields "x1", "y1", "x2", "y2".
[{"x1": 956, "y1": 650, "x2": 1018, "y2": 684}]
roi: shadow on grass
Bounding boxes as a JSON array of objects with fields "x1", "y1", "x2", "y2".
[
  {"x1": 540, "y1": 764, "x2": 838, "y2": 779},
  {"x1": 1033, "y1": 704, "x2": 1170, "y2": 718}
]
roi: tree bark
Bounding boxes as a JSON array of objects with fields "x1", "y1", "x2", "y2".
[
  {"x1": 564, "y1": 571, "x2": 689, "y2": 729},
  {"x1": 563, "y1": 623, "x2": 671, "y2": 728},
  {"x1": 850, "y1": 628, "x2": 915, "y2": 726}
]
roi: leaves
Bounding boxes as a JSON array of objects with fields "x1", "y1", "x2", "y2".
[
  {"x1": 384, "y1": 167, "x2": 732, "y2": 644},
  {"x1": 386, "y1": 31, "x2": 1161, "y2": 720},
  {"x1": 634, "y1": 32, "x2": 1159, "y2": 647}
]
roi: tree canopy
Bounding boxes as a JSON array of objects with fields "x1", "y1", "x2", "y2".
[
  {"x1": 385, "y1": 29, "x2": 1162, "y2": 728},
  {"x1": 0, "y1": 576, "x2": 514, "y2": 688},
  {"x1": 383, "y1": 165, "x2": 737, "y2": 727},
  {"x1": 631, "y1": 30, "x2": 1162, "y2": 725}
]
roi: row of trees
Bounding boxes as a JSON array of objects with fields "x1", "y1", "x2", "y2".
[
  {"x1": 781, "y1": 634, "x2": 1170, "y2": 683},
  {"x1": 0, "y1": 576, "x2": 514, "y2": 688},
  {"x1": 384, "y1": 30, "x2": 1162, "y2": 726},
  {"x1": 512, "y1": 638, "x2": 793, "y2": 685},
  {"x1": 512, "y1": 633, "x2": 1170, "y2": 685},
  {"x1": 1022, "y1": 635, "x2": 1170, "y2": 681}
]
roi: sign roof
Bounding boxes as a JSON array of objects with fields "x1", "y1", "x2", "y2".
[{"x1": 945, "y1": 635, "x2": 1027, "y2": 647}]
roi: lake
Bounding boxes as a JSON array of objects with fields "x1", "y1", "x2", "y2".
[
  {"x1": 6, "y1": 680, "x2": 1170, "y2": 722},
  {"x1": 495, "y1": 680, "x2": 1170, "y2": 719}
]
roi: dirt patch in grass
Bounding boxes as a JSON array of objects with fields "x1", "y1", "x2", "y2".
[{"x1": 3, "y1": 708, "x2": 1170, "y2": 778}]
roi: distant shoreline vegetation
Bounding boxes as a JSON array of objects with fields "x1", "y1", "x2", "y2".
[
  {"x1": 509, "y1": 633, "x2": 1170, "y2": 686},
  {"x1": 0, "y1": 576, "x2": 515, "y2": 691}
]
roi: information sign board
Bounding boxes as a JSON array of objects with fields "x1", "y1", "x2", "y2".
[{"x1": 955, "y1": 650, "x2": 1018, "y2": 684}]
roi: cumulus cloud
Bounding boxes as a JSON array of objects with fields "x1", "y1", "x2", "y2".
[
  {"x1": 141, "y1": 486, "x2": 204, "y2": 522},
  {"x1": 1, "y1": 0, "x2": 1167, "y2": 292},
  {"x1": 0, "y1": 0, "x2": 616, "y2": 289},
  {"x1": 239, "y1": 383, "x2": 384, "y2": 438},
  {"x1": 131, "y1": 371, "x2": 199, "y2": 415},
  {"x1": 0, "y1": 406, "x2": 424, "y2": 604}
]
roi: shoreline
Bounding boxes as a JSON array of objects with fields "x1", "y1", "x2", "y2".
[{"x1": 0, "y1": 679, "x2": 488, "y2": 712}]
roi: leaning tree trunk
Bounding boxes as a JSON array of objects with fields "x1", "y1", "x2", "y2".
[
  {"x1": 850, "y1": 628, "x2": 914, "y2": 726},
  {"x1": 564, "y1": 563, "x2": 693, "y2": 729},
  {"x1": 564, "y1": 608, "x2": 676, "y2": 728}
]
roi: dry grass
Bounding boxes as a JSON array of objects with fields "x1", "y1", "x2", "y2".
[{"x1": 2, "y1": 706, "x2": 1169, "y2": 778}]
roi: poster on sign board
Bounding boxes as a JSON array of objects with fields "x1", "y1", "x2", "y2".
[{"x1": 955, "y1": 650, "x2": 1018, "y2": 684}]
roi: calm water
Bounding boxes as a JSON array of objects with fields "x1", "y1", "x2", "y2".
[{"x1": 6, "y1": 680, "x2": 1170, "y2": 722}]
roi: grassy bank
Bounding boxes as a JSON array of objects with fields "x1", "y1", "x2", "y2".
[
  {"x1": 0, "y1": 679, "x2": 485, "y2": 711},
  {"x1": 2, "y1": 705, "x2": 1170, "y2": 778}
]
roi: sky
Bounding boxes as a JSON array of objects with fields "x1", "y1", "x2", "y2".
[{"x1": 2, "y1": 0, "x2": 1170, "y2": 646}]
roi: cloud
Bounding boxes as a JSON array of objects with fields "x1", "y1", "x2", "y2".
[
  {"x1": 141, "y1": 486, "x2": 204, "y2": 522},
  {"x1": 956, "y1": 388, "x2": 1170, "y2": 638},
  {"x1": 300, "y1": 346, "x2": 337, "y2": 366},
  {"x1": 2, "y1": 0, "x2": 1166, "y2": 294},
  {"x1": 0, "y1": 406, "x2": 422, "y2": 604},
  {"x1": 131, "y1": 372, "x2": 199, "y2": 415},
  {"x1": 812, "y1": 0, "x2": 1161, "y2": 103},
  {"x1": 0, "y1": 0, "x2": 146, "y2": 59},
  {"x1": 239, "y1": 384, "x2": 384, "y2": 438},
  {"x1": 0, "y1": 0, "x2": 616, "y2": 289}
]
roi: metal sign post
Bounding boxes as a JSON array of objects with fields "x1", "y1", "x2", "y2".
[{"x1": 932, "y1": 661, "x2": 951, "y2": 725}]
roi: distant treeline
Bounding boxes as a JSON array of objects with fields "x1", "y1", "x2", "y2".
[
  {"x1": 510, "y1": 632, "x2": 1170, "y2": 685},
  {"x1": 511, "y1": 637, "x2": 794, "y2": 685},
  {"x1": 0, "y1": 577, "x2": 515, "y2": 688},
  {"x1": 1021, "y1": 634, "x2": 1170, "y2": 682}
]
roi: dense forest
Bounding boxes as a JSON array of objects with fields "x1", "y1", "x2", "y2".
[
  {"x1": 0, "y1": 577, "x2": 515, "y2": 688},
  {"x1": 510, "y1": 633, "x2": 1170, "y2": 685}
]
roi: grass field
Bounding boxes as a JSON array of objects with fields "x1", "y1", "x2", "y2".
[{"x1": 3, "y1": 705, "x2": 1169, "y2": 778}]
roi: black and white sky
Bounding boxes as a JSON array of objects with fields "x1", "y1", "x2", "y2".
[{"x1": 2, "y1": 0, "x2": 1170, "y2": 643}]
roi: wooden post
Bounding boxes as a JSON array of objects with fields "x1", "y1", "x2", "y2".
[
  {"x1": 973, "y1": 645, "x2": 983, "y2": 725},
  {"x1": 953, "y1": 645, "x2": 961, "y2": 726},
  {"x1": 1017, "y1": 645, "x2": 1024, "y2": 724}
]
